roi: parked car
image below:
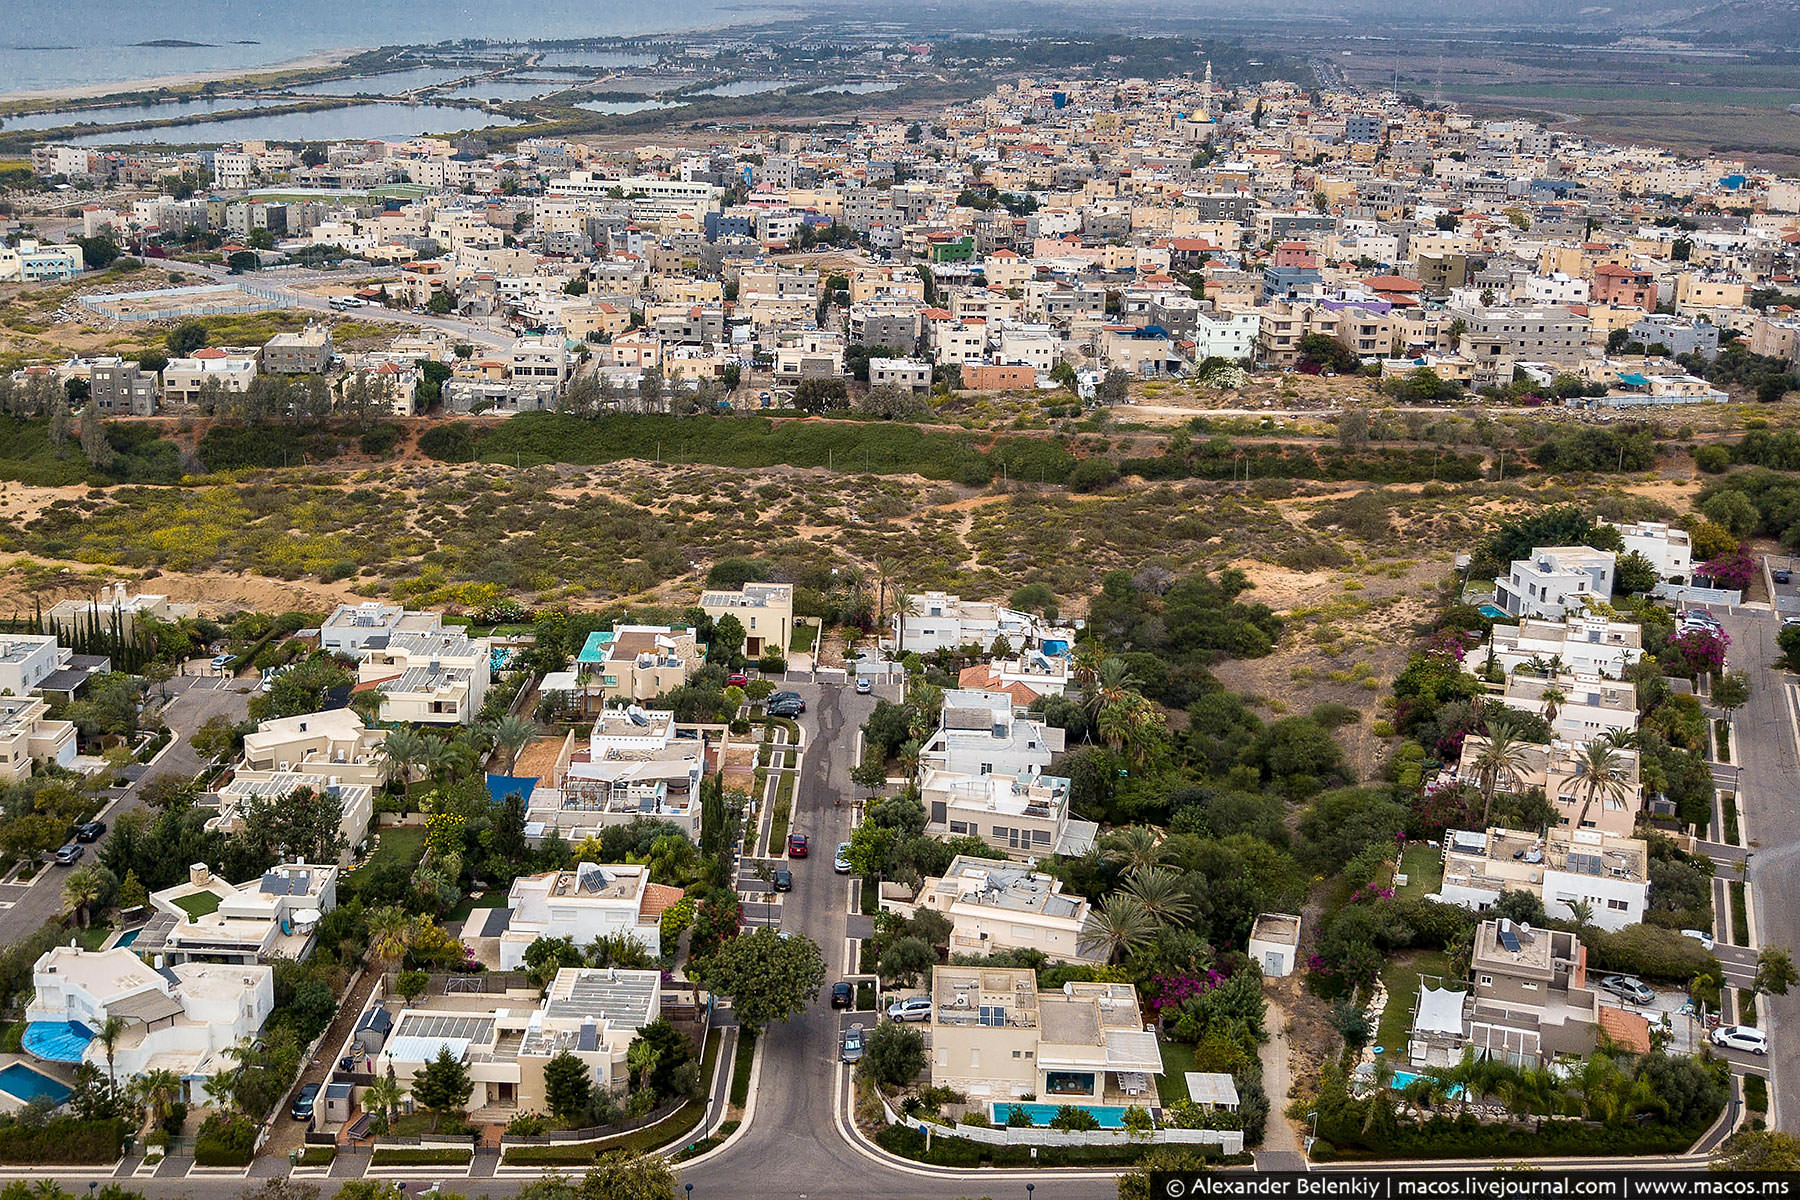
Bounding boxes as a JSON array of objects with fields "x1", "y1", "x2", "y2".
[
  {"x1": 770, "y1": 690, "x2": 801, "y2": 704},
  {"x1": 53, "y1": 844, "x2": 83, "y2": 866},
  {"x1": 1681, "y1": 928, "x2": 1716, "y2": 951},
  {"x1": 886, "y1": 995, "x2": 933, "y2": 1022},
  {"x1": 834, "y1": 842, "x2": 853, "y2": 874},
  {"x1": 727, "y1": 672, "x2": 749, "y2": 687},
  {"x1": 1710, "y1": 1025, "x2": 1769, "y2": 1054},
  {"x1": 1598, "y1": 974, "x2": 1655, "y2": 1006},
  {"x1": 1785, "y1": 616, "x2": 1800, "y2": 628},
  {"x1": 1775, "y1": 568, "x2": 1792, "y2": 585},
  {"x1": 771, "y1": 868, "x2": 793, "y2": 893},
  {"x1": 74, "y1": 821, "x2": 105, "y2": 843},
  {"x1": 788, "y1": 833, "x2": 809, "y2": 857},
  {"x1": 769, "y1": 698, "x2": 804, "y2": 718},
  {"x1": 290, "y1": 1082, "x2": 320, "y2": 1121},
  {"x1": 831, "y1": 982, "x2": 853, "y2": 1009},
  {"x1": 855, "y1": 676, "x2": 872, "y2": 695},
  {"x1": 210, "y1": 653, "x2": 235, "y2": 670},
  {"x1": 840, "y1": 1023, "x2": 865, "y2": 1064}
]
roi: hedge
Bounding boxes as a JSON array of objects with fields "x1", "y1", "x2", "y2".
[
  {"x1": 298, "y1": 1145, "x2": 336, "y2": 1166},
  {"x1": 672, "y1": 1119, "x2": 739, "y2": 1162},
  {"x1": 369, "y1": 1146, "x2": 473, "y2": 1166},
  {"x1": 872, "y1": 1124, "x2": 1231, "y2": 1169},
  {"x1": 1745, "y1": 1075, "x2": 1768, "y2": 1113},
  {"x1": 193, "y1": 1114, "x2": 257, "y2": 1166},
  {"x1": 1315, "y1": 1114, "x2": 1704, "y2": 1161},
  {"x1": 729, "y1": 1029, "x2": 757, "y2": 1108},
  {"x1": 1581, "y1": 923, "x2": 1718, "y2": 983},
  {"x1": 500, "y1": 1101, "x2": 706, "y2": 1166},
  {"x1": 0, "y1": 1117, "x2": 127, "y2": 1164}
]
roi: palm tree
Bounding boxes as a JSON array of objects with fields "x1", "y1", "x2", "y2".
[
  {"x1": 375, "y1": 727, "x2": 425, "y2": 794},
  {"x1": 418, "y1": 737, "x2": 451, "y2": 786},
  {"x1": 1070, "y1": 638, "x2": 1108, "y2": 695},
  {"x1": 626, "y1": 1036, "x2": 660, "y2": 1090},
  {"x1": 1569, "y1": 740, "x2": 1630, "y2": 830},
  {"x1": 134, "y1": 1068, "x2": 183, "y2": 1129},
  {"x1": 1101, "y1": 826, "x2": 1169, "y2": 876},
  {"x1": 1538, "y1": 684, "x2": 1567, "y2": 726},
  {"x1": 1078, "y1": 894, "x2": 1157, "y2": 964},
  {"x1": 1086, "y1": 656, "x2": 1141, "y2": 718},
  {"x1": 97, "y1": 1015, "x2": 127, "y2": 1094},
  {"x1": 368, "y1": 905, "x2": 417, "y2": 968},
  {"x1": 1124, "y1": 867, "x2": 1195, "y2": 928},
  {"x1": 1471, "y1": 718, "x2": 1534, "y2": 826},
  {"x1": 1566, "y1": 899, "x2": 1595, "y2": 928},
  {"x1": 493, "y1": 714, "x2": 536, "y2": 775},
  {"x1": 365, "y1": 1070, "x2": 405, "y2": 1129},
  {"x1": 63, "y1": 867, "x2": 103, "y2": 929}
]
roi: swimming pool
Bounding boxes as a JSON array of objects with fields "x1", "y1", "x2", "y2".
[
  {"x1": 0, "y1": 1063, "x2": 72, "y2": 1106},
  {"x1": 1477, "y1": 604, "x2": 1509, "y2": 620},
  {"x1": 22, "y1": 1021, "x2": 93, "y2": 1064},
  {"x1": 1389, "y1": 1070, "x2": 1466, "y2": 1100},
  {"x1": 991, "y1": 1102, "x2": 1132, "y2": 1128},
  {"x1": 114, "y1": 929, "x2": 140, "y2": 947}
]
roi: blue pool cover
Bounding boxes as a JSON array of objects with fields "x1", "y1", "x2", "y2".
[{"x1": 22, "y1": 1021, "x2": 94, "y2": 1064}]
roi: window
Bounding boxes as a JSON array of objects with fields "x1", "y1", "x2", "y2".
[
  {"x1": 1520, "y1": 981, "x2": 1537, "y2": 991},
  {"x1": 1607, "y1": 898, "x2": 1629, "y2": 911},
  {"x1": 1479, "y1": 974, "x2": 1493, "y2": 986}
]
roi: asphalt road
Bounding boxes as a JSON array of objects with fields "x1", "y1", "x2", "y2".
[
  {"x1": 0, "y1": 674, "x2": 249, "y2": 944},
  {"x1": 1708, "y1": 602, "x2": 1798, "y2": 1128}
]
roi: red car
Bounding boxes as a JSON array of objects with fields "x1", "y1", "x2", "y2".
[
  {"x1": 788, "y1": 833, "x2": 809, "y2": 857},
  {"x1": 727, "y1": 672, "x2": 749, "y2": 687}
]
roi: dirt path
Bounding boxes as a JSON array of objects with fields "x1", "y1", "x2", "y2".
[{"x1": 1260, "y1": 995, "x2": 1302, "y2": 1155}]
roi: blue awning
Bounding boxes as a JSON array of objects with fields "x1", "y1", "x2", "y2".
[{"x1": 23, "y1": 1021, "x2": 94, "y2": 1064}]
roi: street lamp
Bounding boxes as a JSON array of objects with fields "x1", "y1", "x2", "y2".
[
  {"x1": 1026, "y1": 1186, "x2": 1035, "y2": 1199},
  {"x1": 686, "y1": 1186, "x2": 694, "y2": 1200}
]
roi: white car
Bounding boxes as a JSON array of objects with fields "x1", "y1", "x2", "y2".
[
  {"x1": 1710, "y1": 1025, "x2": 1768, "y2": 1054},
  {"x1": 1681, "y1": 929, "x2": 1716, "y2": 951},
  {"x1": 885, "y1": 995, "x2": 933, "y2": 1022}
]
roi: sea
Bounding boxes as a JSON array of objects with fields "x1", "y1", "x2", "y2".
[{"x1": 2, "y1": 0, "x2": 788, "y2": 98}]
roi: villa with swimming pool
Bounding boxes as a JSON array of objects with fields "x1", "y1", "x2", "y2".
[{"x1": 924, "y1": 966, "x2": 1163, "y2": 1109}]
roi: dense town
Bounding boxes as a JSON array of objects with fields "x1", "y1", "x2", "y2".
[{"x1": 0, "y1": 48, "x2": 1796, "y2": 1199}]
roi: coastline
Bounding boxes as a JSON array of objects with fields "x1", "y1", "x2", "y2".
[{"x1": 0, "y1": 47, "x2": 372, "y2": 104}]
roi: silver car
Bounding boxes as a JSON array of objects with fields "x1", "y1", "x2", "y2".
[
  {"x1": 840, "y1": 1023, "x2": 865, "y2": 1064},
  {"x1": 886, "y1": 995, "x2": 932, "y2": 1022}
]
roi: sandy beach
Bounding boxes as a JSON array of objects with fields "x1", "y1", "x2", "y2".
[{"x1": 1, "y1": 48, "x2": 370, "y2": 104}]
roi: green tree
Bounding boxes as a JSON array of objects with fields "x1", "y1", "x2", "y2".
[
  {"x1": 522, "y1": 935, "x2": 586, "y2": 986},
  {"x1": 861, "y1": 1020, "x2": 926, "y2": 1087},
  {"x1": 1713, "y1": 1129, "x2": 1800, "y2": 1172},
  {"x1": 1613, "y1": 551, "x2": 1660, "y2": 596},
  {"x1": 576, "y1": 1151, "x2": 677, "y2": 1200},
  {"x1": 792, "y1": 377, "x2": 848, "y2": 414},
  {"x1": 542, "y1": 1050, "x2": 593, "y2": 1123},
  {"x1": 492, "y1": 714, "x2": 536, "y2": 775},
  {"x1": 1755, "y1": 947, "x2": 1797, "y2": 995},
  {"x1": 1711, "y1": 671, "x2": 1751, "y2": 718},
  {"x1": 410, "y1": 1045, "x2": 472, "y2": 1129},
  {"x1": 877, "y1": 936, "x2": 935, "y2": 986},
  {"x1": 709, "y1": 614, "x2": 746, "y2": 663},
  {"x1": 688, "y1": 926, "x2": 823, "y2": 1032}
]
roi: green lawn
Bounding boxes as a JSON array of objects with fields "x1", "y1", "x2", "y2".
[
  {"x1": 352, "y1": 825, "x2": 426, "y2": 879},
  {"x1": 1157, "y1": 1039, "x2": 1196, "y2": 1105},
  {"x1": 1396, "y1": 843, "x2": 1443, "y2": 899},
  {"x1": 1374, "y1": 950, "x2": 1450, "y2": 1063},
  {"x1": 76, "y1": 923, "x2": 114, "y2": 950},
  {"x1": 446, "y1": 891, "x2": 508, "y2": 923},
  {"x1": 173, "y1": 892, "x2": 220, "y2": 920},
  {"x1": 789, "y1": 622, "x2": 818, "y2": 654}
]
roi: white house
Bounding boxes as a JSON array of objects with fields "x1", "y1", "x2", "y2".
[
  {"x1": 239, "y1": 708, "x2": 387, "y2": 789},
  {"x1": 881, "y1": 856, "x2": 1098, "y2": 963},
  {"x1": 26, "y1": 946, "x2": 273, "y2": 1104},
  {"x1": 1499, "y1": 670, "x2": 1638, "y2": 743},
  {"x1": 919, "y1": 689, "x2": 1066, "y2": 780},
  {"x1": 0, "y1": 635, "x2": 76, "y2": 701},
  {"x1": 894, "y1": 593, "x2": 1044, "y2": 656},
  {"x1": 139, "y1": 861, "x2": 338, "y2": 964},
  {"x1": 920, "y1": 765, "x2": 1096, "y2": 859},
  {"x1": 1606, "y1": 520, "x2": 1693, "y2": 585},
  {"x1": 357, "y1": 627, "x2": 492, "y2": 725},
  {"x1": 1247, "y1": 913, "x2": 1302, "y2": 978},
  {"x1": 1436, "y1": 827, "x2": 1647, "y2": 932},
  {"x1": 1477, "y1": 615, "x2": 1644, "y2": 680},
  {"x1": 1492, "y1": 546, "x2": 1616, "y2": 619},
  {"x1": 0, "y1": 696, "x2": 77, "y2": 782},
  {"x1": 526, "y1": 708, "x2": 707, "y2": 843},
  {"x1": 495, "y1": 862, "x2": 681, "y2": 970},
  {"x1": 319, "y1": 603, "x2": 447, "y2": 654}
]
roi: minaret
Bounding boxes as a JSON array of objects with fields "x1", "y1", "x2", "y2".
[{"x1": 1200, "y1": 61, "x2": 1213, "y2": 118}]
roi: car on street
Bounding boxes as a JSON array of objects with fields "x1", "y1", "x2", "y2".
[
  {"x1": 53, "y1": 844, "x2": 84, "y2": 866},
  {"x1": 290, "y1": 1082, "x2": 321, "y2": 1121},
  {"x1": 1710, "y1": 1025, "x2": 1769, "y2": 1054},
  {"x1": 1784, "y1": 616, "x2": 1800, "y2": 628},
  {"x1": 834, "y1": 842, "x2": 853, "y2": 873},
  {"x1": 886, "y1": 995, "x2": 933, "y2": 1022},
  {"x1": 840, "y1": 1023, "x2": 865, "y2": 1064},
  {"x1": 855, "y1": 676, "x2": 872, "y2": 694},
  {"x1": 831, "y1": 982, "x2": 853, "y2": 1009},
  {"x1": 771, "y1": 868, "x2": 793, "y2": 892},
  {"x1": 1775, "y1": 568, "x2": 1792, "y2": 585},
  {"x1": 75, "y1": 821, "x2": 105, "y2": 843},
  {"x1": 1681, "y1": 928, "x2": 1715, "y2": 951},
  {"x1": 1597, "y1": 974, "x2": 1655, "y2": 1005},
  {"x1": 788, "y1": 833, "x2": 809, "y2": 857},
  {"x1": 769, "y1": 698, "x2": 804, "y2": 717},
  {"x1": 727, "y1": 672, "x2": 749, "y2": 687}
]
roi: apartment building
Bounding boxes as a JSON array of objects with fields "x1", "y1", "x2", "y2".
[
  {"x1": 137, "y1": 861, "x2": 339, "y2": 965},
  {"x1": 27, "y1": 947, "x2": 274, "y2": 1104},
  {"x1": 883, "y1": 856, "x2": 1097, "y2": 963},
  {"x1": 1626, "y1": 314, "x2": 1718, "y2": 361},
  {"x1": 869, "y1": 357, "x2": 933, "y2": 392},
  {"x1": 162, "y1": 348, "x2": 258, "y2": 406},
  {"x1": 1477, "y1": 615, "x2": 1644, "y2": 680},
  {"x1": 357, "y1": 627, "x2": 492, "y2": 725},
  {"x1": 262, "y1": 324, "x2": 334, "y2": 374},
  {"x1": 1437, "y1": 826, "x2": 1648, "y2": 931},
  {"x1": 1453, "y1": 306, "x2": 1592, "y2": 366},
  {"x1": 1454, "y1": 736, "x2": 1641, "y2": 836},
  {"x1": 0, "y1": 239, "x2": 83, "y2": 283},
  {"x1": 89, "y1": 359, "x2": 160, "y2": 416},
  {"x1": 699, "y1": 582, "x2": 794, "y2": 660},
  {"x1": 920, "y1": 765, "x2": 1095, "y2": 859},
  {"x1": 510, "y1": 335, "x2": 570, "y2": 392},
  {"x1": 1492, "y1": 546, "x2": 1616, "y2": 619},
  {"x1": 573, "y1": 626, "x2": 703, "y2": 703},
  {"x1": 925, "y1": 967, "x2": 1161, "y2": 1105},
  {"x1": 495, "y1": 862, "x2": 679, "y2": 969},
  {"x1": 0, "y1": 696, "x2": 77, "y2": 781},
  {"x1": 773, "y1": 332, "x2": 846, "y2": 381}
]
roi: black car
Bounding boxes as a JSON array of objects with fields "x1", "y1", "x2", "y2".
[
  {"x1": 290, "y1": 1082, "x2": 320, "y2": 1122},
  {"x1": 769, "y1": 699, "x2": 804, "y2": 717},
  {"x1": 1776, "y1": 568, "x2": 1793, "y2": 584},
  {"x1": 831, "y1": 982, "x2": 853, "y2": 1009},
  {"x1": 75, "y1": 821, "x2": 105, "y2": 843},
  {"x1": 771, "y1": 868, "x2": 793, "y2": 892}
]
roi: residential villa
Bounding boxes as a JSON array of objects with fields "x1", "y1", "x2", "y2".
[
  {"x1": 893, "y1": 592, "x2": 1059, "y2": 656},
  {"x1": 1492, "y1": 546, "x2": 1616, "y2": 620},
  {"x1": 319, "y1": 602, "x2": 448, "y2": 654},
  {"x1": 1476, "y1": 615, "x2": 1644, "y2": 680},
  {"x1": 25, "y1": 946, "x2": 274, "y2": 1104},
  {"x1": 882, "y1": 856, "x2": 1098, "y2": 963},
  {"x1": 208, "y1": 773, "x2": 375, "y2": 859},
  {"x1": 920, "y1": 764, "x2": 1097, "y2": 859},
  {"x1": 1606, "y1": 520, "x2": 1693, "y2": 585},
  {"x1": 925, "y1": 966, "x2": 1161, "y2": 1105},
  {"x1": 135, "y1": 861, "x2": 339, "y2": 965},
  {"x1": 0, "y1": 634, "x2": 77, "y2": 698},
  {"x1": 1408, "y1": 918, "x2": 1604, "y2": 1069},
  {"x1": 525, "y1": 708, "x2": 707, "y2": 842},
  {"x1": 161, "y1": 348, "x2": 258, "y2": 406},
  {"x1": 1498, "y1": 670, "x2": 1638, "y2": 743},
  {"x1": 919, "y1": 689, "x2": 1066, "y2": 780},
  {"x1": 356, "y1": 626, "x2": 492, "y2": 725},
  {"x1": 956, "y1": 652, "x2": 1072, "y2": 703},
  {"x1": 0, "y1": 696, "x2": 77, "y2": 781},
  {"x1": 699, "y1": 582, "x2": 795, "y2": 659},
  {"x1": 239, "y1": 708, "x2": 387, "y2": 789},
  {"x1": 43, "y1": 584, "x2": 196, "y2": 642},
  {"x1": 573, "y1": 626, "x2": 704, "y2": 704},
  {"x1": 364, "y1": 966, "x2": 660, "y2": 1114},
  {"x1": 1454, "y1": 736, "x2": 1641, "y2": 836},
  {"x1": 1435, "y1": 826, "x2": 1649, "y2": 931},
  {"x1": 492, "y1": 862, "x2": 681, "y2": 969}
]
